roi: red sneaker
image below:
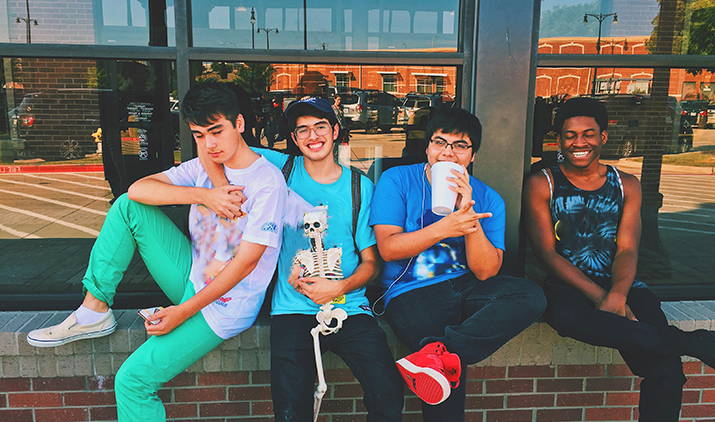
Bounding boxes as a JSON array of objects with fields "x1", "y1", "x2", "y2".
[
  {"x1": 440, "y1": 351, "x2": 462, "y2": 389},
  {"x1": 396, "y1": 342, "x2": 452, "y2": 405}
]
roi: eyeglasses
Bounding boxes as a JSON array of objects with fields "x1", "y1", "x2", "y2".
[
  {"x1": 430, "y1": 138, "x2": 473, "y2": 153},
  {"x1": 294, "y1": 122, "x2": 332, "y2": 139}
]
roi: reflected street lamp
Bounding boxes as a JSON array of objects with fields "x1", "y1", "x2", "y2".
[
  {"x1": 257, "y1": 27, "x2": 279, "y2": 50},
  {"x1": 249, "y1": 8, "x2": 256, "y2": 49},
  {"x1": 15, "y1": 0, "x2": 38, "y2": 44},
  {"x1": 584, "y1": 12, "x2": 618, "y2": 95}
]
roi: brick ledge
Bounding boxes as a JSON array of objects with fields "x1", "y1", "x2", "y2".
[{"x1": 1, "y1": 301, "x2": 713, "y2": 378}]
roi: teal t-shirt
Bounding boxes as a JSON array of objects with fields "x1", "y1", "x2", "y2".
[{"x1": 253, "y1": 148, "x2": 375, "y2": 316}]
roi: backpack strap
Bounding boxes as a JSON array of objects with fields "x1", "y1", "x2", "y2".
[
  {"x1": 351, "y1": 169, "x2": 361, "y2": 240},
  {"x1": 281, "y1": 155, "x2": 295, "y2": 182}
]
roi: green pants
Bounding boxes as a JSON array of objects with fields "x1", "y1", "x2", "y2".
[{"x1": 82, "y1": 194, "x2": 223, "y2": 422}]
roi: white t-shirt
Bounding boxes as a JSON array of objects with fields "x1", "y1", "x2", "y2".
[{"x1": 164, "y1": 156, "x2": 286, "y2": 339}]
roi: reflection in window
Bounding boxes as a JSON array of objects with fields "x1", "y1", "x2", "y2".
[
  {"x1": 443, "y1": 11, "x2": 455, "y2": 34},
  {"x1": 414, "y1": 11, "x2": 438, "y2": 34},
  {"x1": 389, "y1": 11, "x2": 411, "y2": 33},
  {"x1": 382, "y1": 74, "x2": 398, "y2": 93},
  {"x1": 266, "y1": 8, "x2": 283, "y2": 30},
  {"x1": 539, "y1": 0, "x2": 715, "y2": 56},
  {"x1": 192, "y1": 62, "x2": 458, "y2": 182},
  {"x1": 191, "y1": 1, "x2": 459, "y2": 51},
  {"x1": 285, "y1": 8, "x2": 299, "y2": 31},
  {"x1": 209, "y1": 6, "x2": 230, "y2": 29},
  {"x1": 103, "y1": 0, "x2": 128, "y2": 26},
  {"x1": 531, "y1": 66, "x2": 715, "y2": 290},
  {"x1": 344, "y1": 10, "x2": 353, "y2": 33},
  {"x1": 309, "y1": 9, "x2": 332, "y2": 32},
  {"x1": 416, "y1": 76, "x2": 445, "y2": 94},
  {"x1": 235, "y1": 7, "x2": 252, "y2": 30}
]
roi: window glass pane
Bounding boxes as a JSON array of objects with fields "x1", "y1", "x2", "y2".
[
  {"x1": 1, "y1": 57, "x2": 179, "y2": 230},
  {"x1": 539, "y1": 0, "x2": 715, "y2": 55},
  {"x1": 1, "y1": 0, "x2": 174, "y2": 46},
  {"x1": 191, "y1": 1, "x2": 459, "y2": 51},
  {"x1": 530, "y1": 66, "x2": 715, "y2": 290},
  {"x1": 192, "y1": 61, "x2": 458, "y2": 182},
  {"x1": 0, "y1": 60, "x2": 176, "y2": 307}
]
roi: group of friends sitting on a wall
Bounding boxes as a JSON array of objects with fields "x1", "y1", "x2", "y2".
[{"x1": 27, "y1": 82, "x2": 715, "y2": 422}]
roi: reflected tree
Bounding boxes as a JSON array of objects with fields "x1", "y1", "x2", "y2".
[{"x1": 639, "y1": 0, "x2": 686, "y2": 280}]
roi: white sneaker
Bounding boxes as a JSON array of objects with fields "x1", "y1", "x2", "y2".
[{"x1": 27, "y1": 310, "x2": 117, "y2": 347}]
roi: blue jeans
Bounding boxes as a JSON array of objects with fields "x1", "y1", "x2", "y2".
[
  {"x1": 385, "y1": 273, "x2": 546, "y2": 422},
  {"x1": 270, "y1": 314, "x2": 404, "y2": 422},
  {"x1": 544, "y1": 283, "x2": 686, "y2": 422}
]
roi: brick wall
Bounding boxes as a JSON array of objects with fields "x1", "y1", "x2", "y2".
[
  {"x1": 1, "y1": 308, "x2": 714, "y2": 422},
  {"x1": 2, "y1": 363, "x2": 714, "y2": 421}
]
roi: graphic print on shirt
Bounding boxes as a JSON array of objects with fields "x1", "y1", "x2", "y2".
[
  {"x1": 410, "y1": 209, "x2": 467, "y2": 280},
  {"x1": 550, "y1": 165, "x2": 622, "y2": 279},
  {"x1": 193, "y1": 204, "x2": 244, "y2": 307},
  {"x1": 293, "y1": 206, "x2": 346, "y2": 304}
]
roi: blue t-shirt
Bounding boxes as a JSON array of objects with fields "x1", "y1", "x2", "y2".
[
  {"x1": 369, "y1": 163, "x2": 506, "y2": 305},
  {"x1": 254, "y1": 148, "x2": 376, "y2": 316}
]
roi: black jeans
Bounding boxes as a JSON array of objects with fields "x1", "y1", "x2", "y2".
[
  {"x1": 544, "y1": 284, "x2": 686, "y2": 422},
  {"x1": 385, "y1": 273, "x2": 546, "y2": 422},
  {"x1": 270, "y1": 314, "x2": 404, "y2": 422}
]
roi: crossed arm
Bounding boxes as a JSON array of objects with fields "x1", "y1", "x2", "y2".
[{"x1": 523, "y1": 170, "x2": 642, "y2": 319}]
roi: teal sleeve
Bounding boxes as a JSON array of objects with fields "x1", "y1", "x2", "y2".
[{"x1": 250, "y1": 147, "x2": 289, "y2": 169}]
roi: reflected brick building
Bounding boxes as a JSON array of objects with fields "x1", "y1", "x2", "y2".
[
  {"x1": 536, "y1": 36, "x2": 714, "y2": 100},
  {"x1": 269, "y1": 62, "x2": 458, "y2": 97}
]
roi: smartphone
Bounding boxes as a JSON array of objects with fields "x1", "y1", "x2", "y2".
[{"x1": 137, "y1": 306, "x2": 163, "y2": 325}]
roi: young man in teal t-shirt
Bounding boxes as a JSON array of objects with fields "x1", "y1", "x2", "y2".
[{"x1": 202, "y1": 97, "x2": 403, "y2": 421}]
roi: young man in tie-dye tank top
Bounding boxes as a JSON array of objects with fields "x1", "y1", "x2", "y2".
[{"x1": 525, "y1": 96, "x2": 715, "y2": 421}]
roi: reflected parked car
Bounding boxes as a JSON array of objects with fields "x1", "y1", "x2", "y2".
[
  {"x1": 679, "y1": 100, "x2": 708, "y2": 127},
  {"x1": 9, "y1": 90, "x2": 106, "y2": 160},
  {"x1": 340, "y1": 90, "x2": 399, "y2": 133},
  {"x1": 706, "y1": 103, "x2": 715, "y2": 129},
  {"x1": 397, "y1": 92, "x2": 455, "y2": 126}
]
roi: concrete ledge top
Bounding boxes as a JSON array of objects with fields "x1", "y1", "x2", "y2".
[{"x1": 1, "y1": 301, "x2": 713, "y2": 378}]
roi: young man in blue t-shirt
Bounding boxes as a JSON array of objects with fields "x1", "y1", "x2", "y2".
[
  {"x1": 370, "y1": 107, "x2": 546, "y2": 420},
  {"x1": 202, "y1": 97, "x2": 403, "y2": 421}
]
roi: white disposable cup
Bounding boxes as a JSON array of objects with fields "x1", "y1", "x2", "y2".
[{"x1": 430, "y1": 161, "x2": 465, "y2": 216}]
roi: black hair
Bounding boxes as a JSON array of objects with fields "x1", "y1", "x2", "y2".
[
  {"x1": 181, "y1": 81, "x2": 243, "y2": 128},
  {"x1": 425, "y1": 106, "x2": 482, "y2": 154},
  {"x1": 554, "y1": 97, "x2": 608, "y2": 133}
]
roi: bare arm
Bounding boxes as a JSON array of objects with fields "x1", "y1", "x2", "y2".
[
  {"x1": 127, "y1": 172, "x2": 210, "y2": 206},
  {"x1": 599, "y1": 173, "x2": 641, "y2": 319},
  {"x1": 524, "y1": 172, "x2": 607, "y2": 303},
  {"x1": 294, "y1": 246, "x2": 381, "y2": 305},
  {"x1": 451, "y1": 169, "x2": 503, "y2": 279},
  {"x1": 128, "y1": 172, "x2": 245, "y2": 219},
  {"x1": 374, "y1": 200, "x2": 482, "y2": 262}
]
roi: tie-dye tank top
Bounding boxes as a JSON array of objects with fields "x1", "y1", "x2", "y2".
[{"x1": 542, "y1": 165, "x2": 624, "y2": 285}]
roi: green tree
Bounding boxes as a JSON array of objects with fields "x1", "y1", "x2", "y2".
[{"x1": 233, "y1": 63, "x2": 276, "y2": 97}]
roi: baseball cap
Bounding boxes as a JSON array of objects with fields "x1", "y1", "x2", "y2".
[{"x1": 284, "y1": 97, "x2": 336, "y2": 123}]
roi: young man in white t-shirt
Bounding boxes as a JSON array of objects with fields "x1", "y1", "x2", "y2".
[{"x1": 26, "y1": 82, "x2": 287, "y2": 421}]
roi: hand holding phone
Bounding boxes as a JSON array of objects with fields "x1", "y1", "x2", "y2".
[{"x1": 138, "y1": 306, "x2": 164, "y2": 325}]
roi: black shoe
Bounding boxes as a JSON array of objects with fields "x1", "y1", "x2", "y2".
[{"x1": 683, "y1": 329, "x2": 715, "y2": 368}]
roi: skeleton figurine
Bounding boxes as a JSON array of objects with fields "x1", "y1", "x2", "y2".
[
  {"x1": 294, "y1": 206, "x2": 344, "y2": 281},
  {"x1": 294, "y1": 206, "x2": 348, "y2": 421}
]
